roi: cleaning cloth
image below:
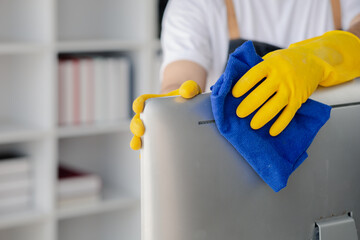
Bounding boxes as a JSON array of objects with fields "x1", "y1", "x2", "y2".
[{"x1": 210, "y1": 41, "x2": 331, "y2": 192}]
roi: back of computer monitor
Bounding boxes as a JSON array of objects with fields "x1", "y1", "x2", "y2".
[{"x1": 141, "y1": 92, "x2": 360, "y2": 240}]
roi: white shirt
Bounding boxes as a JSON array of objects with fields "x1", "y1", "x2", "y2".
[{"x1": 161, "y1": 0, "x2": 360, "y2": 91}]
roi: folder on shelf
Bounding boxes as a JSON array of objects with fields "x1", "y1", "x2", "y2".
[
  {"x1": 106, "y1": 57, "x2": 131, "y2": 122},
  {"x1": 58, "y1": 54, "x2": 132, "y2": 126},
  {"x1": 106, "y1": 58, "x2": 116, "y2": 122},
  {"x1": 59, "y1": 59, "x2": 75, "y2": 126},
  {"x1": 94, "y1": 57, "x2": 107, "y2": 123},
  {"x1": 117, "y1": 57, "x2": 131, "y2": 120},
  {"x1": 80, "y1": 58, "x2": 94, "y2": 124},
  {"x1": 58, "y1": 60, "x2": 66, "y2": 126}
]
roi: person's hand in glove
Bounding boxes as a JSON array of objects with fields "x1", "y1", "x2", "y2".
[
  {"x1": 232, "y1": 30, "x2": 360, "y2": 136},
  {"x1": 130, "y1": 80, "x2": 202, "y2": 150}
]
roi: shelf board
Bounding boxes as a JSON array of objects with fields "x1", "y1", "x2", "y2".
[
  {"x1": 57, "y1": 40, "x2": 143, "y2": 52},
  {"x1": 57, "y1": 120, "x2": 130, "y2": 138},
  {"x1": 0, "y1": 43, "x2": 48, "y2": 54},
  {"x1": 57, "y1": 191, "x2": 139, "y2": 220},
  {"x1": 0, "y1": 209, "x2": 49, "y2": 230},
  {"x1": 0, "y1": 123, "x2": 50, "y2": 144}
]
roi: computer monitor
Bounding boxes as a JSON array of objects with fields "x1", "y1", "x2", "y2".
[{"x1": 141, "y1": 80, "x2": 360, "y2": 240}]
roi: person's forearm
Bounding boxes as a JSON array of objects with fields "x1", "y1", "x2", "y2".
[
  {"x1": 161, "y1": 60, "x2": 207, "y2": 94},
  {"x1": 348, "y1": 14, "x2": 360, "y2": 38}
]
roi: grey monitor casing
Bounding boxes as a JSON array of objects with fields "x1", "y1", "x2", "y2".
[{"x1": 141, "y1": 80, "x2": 360, "y2": 240}]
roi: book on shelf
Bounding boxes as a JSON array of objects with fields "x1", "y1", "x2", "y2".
[
  {"x1": 0, "y1": 153, "x2": 30, "y2": 177},
  {"x1": 0, "y1": 152, "x2": 32, "y2": 213},
  {"x1": 116, "y1": 57, "x2": 131, "y2": 121},
  {"x1": 0, "y1": 192, "x2": 31, "y2": 213},
  {"x1": 0, "y1": 153, "x2": 31, "y2": 197},
  {"x1": 58, "y1": 193, "x2": 100, "y2": 209},
  {"x1": 94, "y1": 57, "x2": 106, "y2": 123},
  {"x1": 80, "y1": 58, "x2": 93, "y2": 125},
  {"x1": 58, "y1": 59, "x2": 73, "y2": 126},
  {"x1": 57, "y1": 164, "x2": 102, "y2": 207},
  {"x1": 0, "y1": 175, "x2": 31, "y2": 197},
  {"x1": 58, "y1": 54, "x2": 131, "y2": 127}
]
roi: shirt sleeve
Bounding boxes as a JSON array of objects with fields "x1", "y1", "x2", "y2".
[
  {"x1": 160, "y1": 0, "x2": 212, "y2": 78},
  {"x1": 341, "y1": 0, "x2": 360, "y2": 30}
]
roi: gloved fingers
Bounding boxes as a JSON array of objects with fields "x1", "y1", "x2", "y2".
[
  {"x1": 132, "y1": 80, "x2": 200, "y2": 114},
  {"x1": 250, "y1": 92, "x2": 288, "y2": 130},
  {"x1": 269, "y1": 101, "x2": 301, "y2": 136},
  {"x1": 130, "y1": 114, "x2": 145, "y2": 137},
  {"x1": 133, "y1": 95, "x2": 153, "y2": 114},
  {"x1": 132, "y1": 89, "x2": 180, "y2": 114},
  {"x1": 232, "y1": 62, "x2": 269, "y2": 98},
  {"x1": 236, "y1": 79, "x2": 277, "y2": 118},
  {"x1": 130, "y1": 81, "x2": 200, "y2": 152},
  {"x1": 130, "y1": 136, "x2": 142, "y2": 150},
  {"x1": 179, "y1": 80, "x2": 202, "y2": 99}
]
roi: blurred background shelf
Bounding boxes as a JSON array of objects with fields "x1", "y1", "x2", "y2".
[
  {"x1": 0, "y1": 123, "x2": 50, "y2": 144},
  {"x1": 57, "y1": 190, "x2": 139, "y2": 220},
  {"x1": 0, "y1": 43, "x2": 48, "y2": 54},
  {"x1": 0, "y1": 209, "x2": 49, "y2": 230},
  {"x1": 57, "y1": 40, "x2": 143, "y2": 52},
  {"x1": 57, "y1": 121, "x2": 130, "y2": 139},
  {"x1": 0, "y1": 0, "x2": 160, "y2": 239}
]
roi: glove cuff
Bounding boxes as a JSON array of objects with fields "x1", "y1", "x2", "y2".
[
  {"x1": 289, "y1": 30, "x2": 360, "y2": 49},
  {"x1": 289, "y1": 30, "x2": 360, "y2": 87}
]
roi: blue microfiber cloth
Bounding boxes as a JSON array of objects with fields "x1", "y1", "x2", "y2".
[{"x1": 210, "y1": 41, "x2": 331, "y2": 192}]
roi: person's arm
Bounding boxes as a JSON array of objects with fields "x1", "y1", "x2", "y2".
[
  {"x1": 159, "y1": 0, "x2": 211, "y2": 94},
  {"x1": 160, "y1": 60, "x2": 207, "y2": 94},
  {"x1": 348, "y1": 14, "x2": 360, "y2": 37}
]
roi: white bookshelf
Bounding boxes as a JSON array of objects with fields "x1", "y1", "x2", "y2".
[
  {"x1": 57, "y1": 120, "x2": 130, "y2": 139},
  {"x1": 57, "y1": 191, "x2": 139, "y2": 220},
  {"x1": 0, "y1": 0, "x2": 159, "y2": 240},
  {"x1": 57, "y1": 40, "x2": 143, "y2": 52},
  {"x1": 0, "y1": 210, "x2": 49, "y2": 230},
  {"x1": 0, "y1": 43, "x2": 48, "y2": 55}
]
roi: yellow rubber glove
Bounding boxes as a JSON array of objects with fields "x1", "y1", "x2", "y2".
[
  {"x1": 232, "y1": 30, "x2": 360, "y2": 136},
  {"x1": 130, "y1": 80, "x2": 202, "y2": 150}
]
